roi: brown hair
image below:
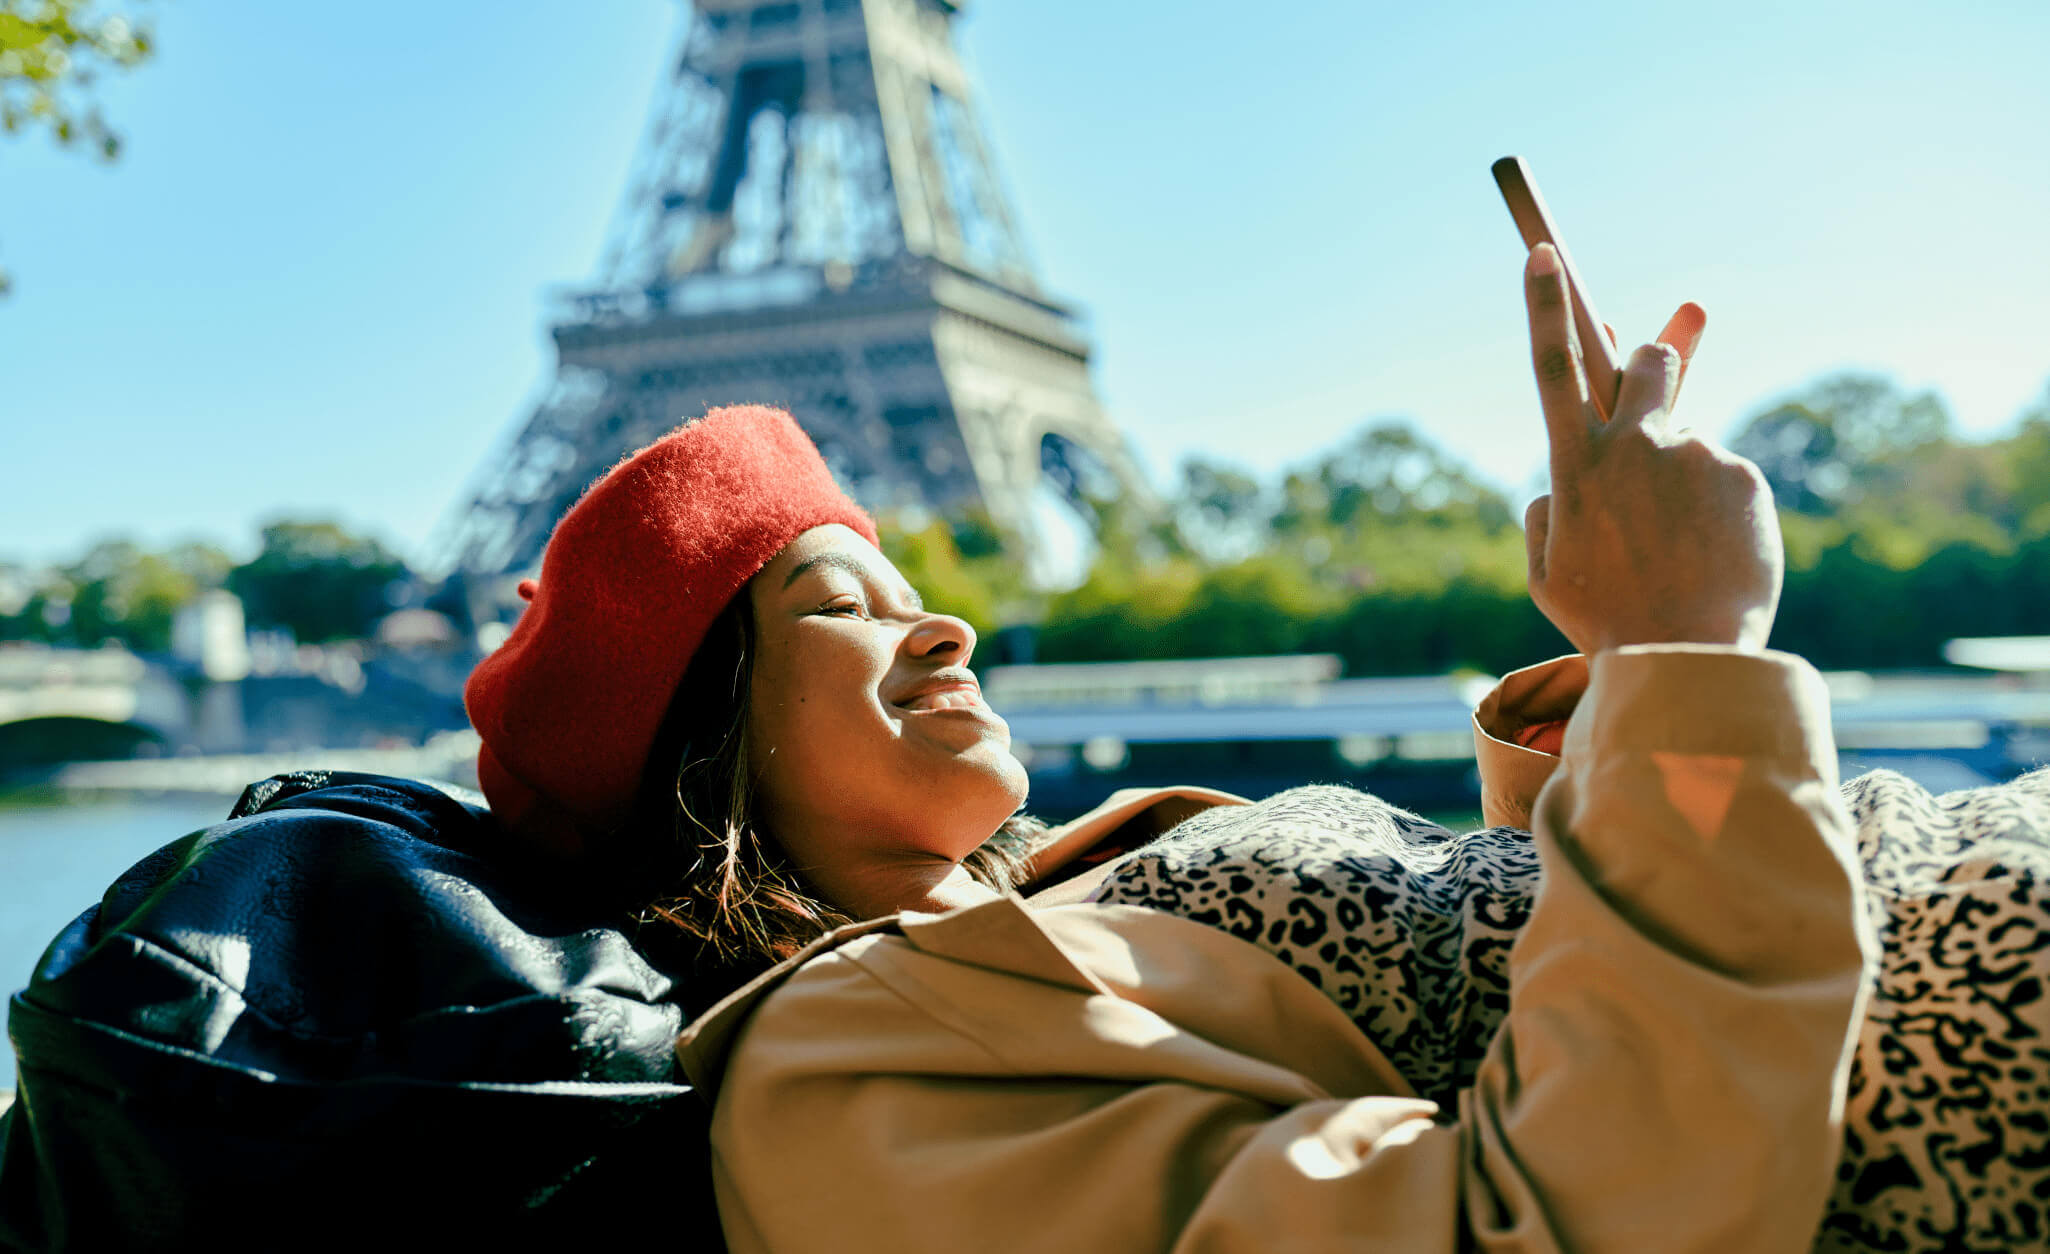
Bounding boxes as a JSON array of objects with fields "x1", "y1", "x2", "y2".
[{"x1": 632, "y1": 596, "x2": 1042, "y2": 978}]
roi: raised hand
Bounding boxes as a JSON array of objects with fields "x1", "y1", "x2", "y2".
[{"x1": 1521, "y1": 243, "x2": 1782, "y2": 655}]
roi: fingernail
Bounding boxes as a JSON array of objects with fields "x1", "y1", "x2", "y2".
[{"x1": 1528, "y1": 243, "x2": 1560, "y2": 276}]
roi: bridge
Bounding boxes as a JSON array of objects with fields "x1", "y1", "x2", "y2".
[
  {"x1": 0, "y1": 641, "x2": 473, "y2": 779},
  {"x1": 0, "y1": 645, "x2": 192, "y2": 767}
]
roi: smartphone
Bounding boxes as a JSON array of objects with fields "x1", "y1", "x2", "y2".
[{"x1": 1491, "y1": 156, "x2": 1624, "y2": 420}]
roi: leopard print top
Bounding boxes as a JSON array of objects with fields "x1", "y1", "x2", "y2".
[{"x1": 1089, "y1": 769, "x2": 2050, "y2": 1254}]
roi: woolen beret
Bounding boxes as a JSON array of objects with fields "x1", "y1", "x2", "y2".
[{"x1": 463, "y1": 405, "x2": 878, "y2": 858}]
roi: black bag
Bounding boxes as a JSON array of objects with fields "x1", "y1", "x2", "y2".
[{"x1": 0, "y1": 772, "x2": 723, "y2": 1250}]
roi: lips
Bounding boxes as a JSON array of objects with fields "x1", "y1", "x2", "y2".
[{"x1": 890, "y1": 675, "x2": 986, "y2": 712}]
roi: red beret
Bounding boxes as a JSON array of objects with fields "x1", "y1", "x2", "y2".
[{"x1": 463, "y1": 405, "x2": 878, "y2": 858}]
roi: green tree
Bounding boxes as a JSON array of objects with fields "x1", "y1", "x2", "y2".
[
  {"x1": 0, "y1": 0, "x2": 156, "y2": 294},
  {"x1": 875, "y1": 508, "x2": 1021, "y2": 639},
  {"x1": 1310, "y1": 421, "x2": 1514, "y2": 531},
  {"x1": 1730, "y1": 373, "x2": 1952, "y2": 516},
  {"x1": 872, "y1": 375, "x2": 2050, "y2": 675},
  {"x1": 1728, "y1": 403, "x2": 1842, "y2": 514},
  {"x1": 0, "y1": 574, "x2": 67, "y2": 642},
  {"x1": 227, "y1": 520, "x2": 409, "y2": 644},
  {"x1": 1036, "y1": 555, "x2": 1204, "y2": 662},
  {"x1": 0, "y1": 536, "x2": 229, "y2": 650},
  {"x1": 1308, "y1": 578, "x2": 1565, "y2": 676},
  {"x1": 1991, "y1": 384, "x2": 2050, "y2": 537},
  {"x1": 1170, "y1": 553, "x2": 1335, "y2": 658},
  {"x1": 65, "y1": 537, "x2": 227, "y2": 650},
  {"x1": 1173, "y1": 457, "x2": 1267, "y2": 562}
]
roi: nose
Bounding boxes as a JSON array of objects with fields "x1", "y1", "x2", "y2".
[{"x1": 906, "y1": 610, "x2": 976, "y2": 665}]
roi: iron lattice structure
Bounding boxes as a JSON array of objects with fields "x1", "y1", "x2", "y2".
[{"x1": 438, "y1": 0, "x2": 1146, "y2": 593}]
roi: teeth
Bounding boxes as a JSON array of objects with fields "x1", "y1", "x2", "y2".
[{"x1": 903, "y1": 689, "x2": 978, "y2": 711}]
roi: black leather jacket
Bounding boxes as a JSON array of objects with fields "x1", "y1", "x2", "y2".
[{"x1": 0, "y1": 772, "x2": 721, "y2": 1251}]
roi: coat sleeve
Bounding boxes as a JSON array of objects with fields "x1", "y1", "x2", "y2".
[
  {"x1": 705, "y1": 646, "x2": 1873, "y2": 1254},
  {"x1": 1471, "y1": 652, "x2": 1585, "y2": 828}
]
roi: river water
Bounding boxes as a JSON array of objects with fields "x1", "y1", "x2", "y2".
[{"x1": 1, "y1": 793, "x2": 242, "y2": 1084}]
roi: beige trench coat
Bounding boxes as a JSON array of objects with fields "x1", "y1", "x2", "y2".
[{"x1": 676, "y1": 646, "x2": 1875, "y2": 1253}]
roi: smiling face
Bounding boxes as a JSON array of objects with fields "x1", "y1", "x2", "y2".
[{"x1": 743, "y1": 525, "x2": 1029, "y2": 896}]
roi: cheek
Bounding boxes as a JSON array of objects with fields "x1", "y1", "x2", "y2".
[
  {"x1": 744, "y1": 646, "x2": 886, "y2": 798},
  {"x1": 743, "y1": 696, "x2": 816, "y2": 843}
]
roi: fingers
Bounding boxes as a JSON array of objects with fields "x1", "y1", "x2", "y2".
[
  {"x1": 1523, "y1": 494, "x2": 1551, "y2": 583},
  {"x1": 1611, "y1": 341, "x2": 1682, "y2": 434},
  {"x1": 1656, "y1": 302, "x2": 1707, "y2": 397},
  {"x1": 1603, "y1": 321, "x2": 1618, "y2": 349},
  {"x1": 1525, "y1": 244, "x2": 1591, "y2": 473}
]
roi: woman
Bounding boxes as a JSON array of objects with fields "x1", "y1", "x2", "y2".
[
  {"x1": 463, "y1": 396, "x2": 1236, "y2": 984},
  {"x1": 463, "y1": 246, "x2": 2041, "y2": 1252}
]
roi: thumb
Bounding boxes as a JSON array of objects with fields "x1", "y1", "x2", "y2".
[{"x1": 1523, "y1": 494, "x2": 1551, "y2": 583}]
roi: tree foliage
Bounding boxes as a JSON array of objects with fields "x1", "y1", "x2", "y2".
[
  {"x1": 0, "y1": 0, "x2": 155, "y2": 294},
  {"x1": 1730, "y1": 372, "x2": 1953, "y2": 516},
  {"x1": 1031, "y1": 418, "x2": 1545, "y2": 673},
  {"x1": 9, "y1": 371, "x2": 2050, "y2": 675},
  {"x1": 0, "y1": 0, "x2": 152, "y2": 151},
  {"x1": 226, "y1": 520, "x2": 410, "y2": 645},
  {"x1": 0, "y1": 519, "x2": 409, "y2": 652},
  {"x1": 1174, "y1": 458, "x2": 1266, "y2": 563},
  {"x1": 953, "y1": 375, "x2": 2050, "y2": 676},
  {"x1": 875, "y1": 507, "x2": 1021, "y2": 640},
  {"x1": 1, "y1": 536, "x2": 228, "y2": 651}
]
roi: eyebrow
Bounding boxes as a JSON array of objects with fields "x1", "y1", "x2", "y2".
[{"x1": 781, "y1": 551, "x2": 924, "y2": 611}]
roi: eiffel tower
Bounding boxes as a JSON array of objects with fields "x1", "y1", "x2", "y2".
[{"x1": 437, "y1": 0, "x2": 1145, "y2": 597}]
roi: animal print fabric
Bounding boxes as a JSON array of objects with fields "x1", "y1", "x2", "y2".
[{"x1": 1089, "y1": 770, "x2": 2050, "y2": 1253}]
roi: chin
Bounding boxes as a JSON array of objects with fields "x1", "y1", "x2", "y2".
[
  {"x1": 939, "y1": 752, "x2": 1032, "y2": 838},
  {"x1": 976, "y1": 746, "x2": 1031, "y2": 809},
  {"x1": 963, "y1": 762, "x2": 1029, "y2": 810}
]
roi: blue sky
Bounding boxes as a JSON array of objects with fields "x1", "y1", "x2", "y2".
[{"x1": 4, "y1": 0, "x2": 2046, "y2": 569}]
